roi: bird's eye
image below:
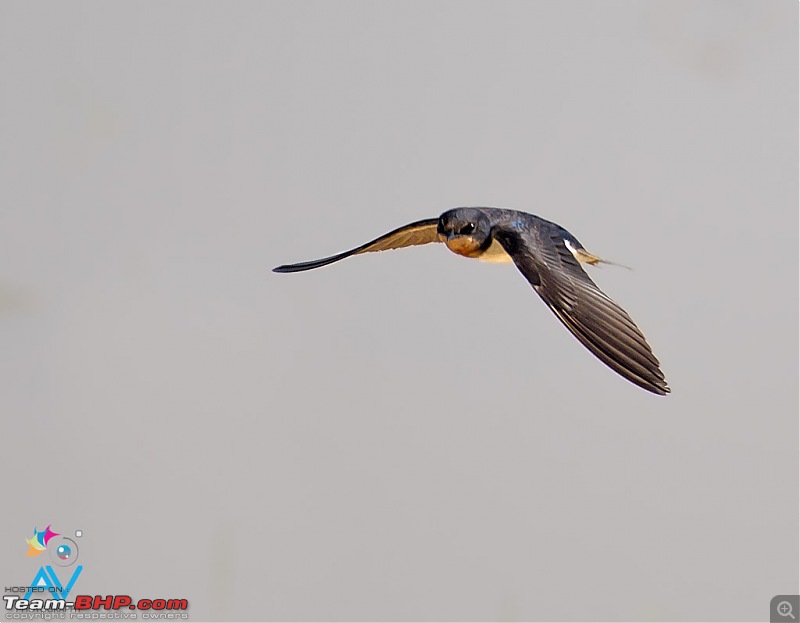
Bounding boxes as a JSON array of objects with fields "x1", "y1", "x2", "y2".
[{"x1": 460, "y1": 222, "x2": 476, "y2": 235}]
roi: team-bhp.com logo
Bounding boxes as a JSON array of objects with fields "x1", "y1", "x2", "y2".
[
  {"x1": 5, "y1": 524, "x2": 189, "y2": 618},
  {"x1": 22, "y1": 524, "x2": 83, "y2": 600},
  {"x1": 4, "y1": 594, "x2": 189, "y2": 618}
]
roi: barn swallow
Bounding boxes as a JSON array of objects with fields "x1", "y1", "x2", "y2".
[{"x1": 274, "y1": 208, "x2": 670, "y2": 395}]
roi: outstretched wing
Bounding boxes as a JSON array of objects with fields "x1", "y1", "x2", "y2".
[
  {"x1": 273, "y1": 219, "x2": 441, "y2": 273},
  {"x1": 494, "y1": 221, "x2": 670, "y2": 395}
]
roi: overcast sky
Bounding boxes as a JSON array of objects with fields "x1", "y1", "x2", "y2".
[{"x1": 1, "y1": 2, "x2": 797, "y2": 621}]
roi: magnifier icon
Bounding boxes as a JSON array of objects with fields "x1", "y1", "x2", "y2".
[{"x1": 778, "y1": 601, "x2": 796, "y2": 619}]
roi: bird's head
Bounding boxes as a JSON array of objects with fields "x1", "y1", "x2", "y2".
[{"x1": 437, "y1": 208, "x2": 493, "y2": 258}]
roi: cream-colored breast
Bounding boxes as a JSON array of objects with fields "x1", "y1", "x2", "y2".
[
  {"x1": 473, "y1": 237, "x2": 602, "y2": 265},
  {"x1": 476, "y1": 238, "x2": 514, "y2": 263}
]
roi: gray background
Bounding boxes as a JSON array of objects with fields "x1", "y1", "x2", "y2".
[{"x1": 1, "y1": 1, "x2": 797, "y2": 621}]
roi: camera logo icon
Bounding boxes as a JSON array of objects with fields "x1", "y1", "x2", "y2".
[{"x1": 25, "y1": 525, "x2": 80, "y2": 567}]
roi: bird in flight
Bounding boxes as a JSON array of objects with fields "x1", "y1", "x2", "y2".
[{"x1": 274, "y1": 207, "x2": 670, "y2": 395}]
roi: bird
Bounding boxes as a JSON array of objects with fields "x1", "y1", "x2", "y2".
[{"x1": 274, "y1": 207, "x2": 670, "y2": 395}]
